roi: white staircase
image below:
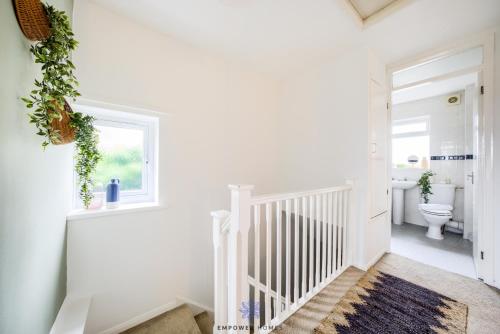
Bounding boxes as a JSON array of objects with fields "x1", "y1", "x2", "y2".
[{"x1": 212, "y1": 182, "x2": 354, "y2": 333}]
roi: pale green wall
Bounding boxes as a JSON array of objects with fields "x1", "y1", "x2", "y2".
[{"x1": 0, "y1": 0, "x2": 74, "y2": 333}]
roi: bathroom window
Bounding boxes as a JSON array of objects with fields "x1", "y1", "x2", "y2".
[
  {"x1": 392, "y1": 121, "x2": 427, "y2": 135},
  {"x1": 73, "y1": 104, "x2": 158, "y2": 207},
  {"x1": 392, "y1": 117, "x2": 430, "y2": 168}
]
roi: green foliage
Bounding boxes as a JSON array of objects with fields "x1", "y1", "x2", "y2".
[
  {"x1": 94, "y1": 148, "x2": 143, "y2": 191},
  {"x1": 22, "y1": 4, "x2": 80, "y2": 147},
  {"x1": 21, "y1": 3, "x2": 101, "y2": 208},
  {"x1": 72, "y1": 113, "x2": 101, "y2": 208},
  {"x1": 417, "y1": 171, "x2": 435, "y2": 203}
]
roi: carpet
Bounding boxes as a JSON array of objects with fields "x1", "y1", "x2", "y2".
[{"x1": 314, "y1": 269, "x2": 468, "y2": 334}]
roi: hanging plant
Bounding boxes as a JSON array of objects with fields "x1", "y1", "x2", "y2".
[
  {"x1": 417, "y1": 171, "x2": 435, "y2": 203},
  {"x1": 72, "y1": 113, "x2": 101, "y2": 208},
  {"x1": 21, "y1": 3, "x2": 79, "y2": 147},
  {"x1": 21, "y1": 3, "x2": 101, "y2": 208}
]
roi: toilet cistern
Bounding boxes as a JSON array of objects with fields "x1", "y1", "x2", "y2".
[{"x1": 392, "y1": 180, "x2": 417, "y2": 225}]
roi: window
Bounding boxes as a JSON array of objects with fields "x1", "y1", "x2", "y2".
[
  {"x1": 392, "y1": 117, "x2": 430, "y2": 168},
  {"x1": 392, "y1": 47, "x2": 483, "y2": 88},
  {"x1": 392, "y1": 121, "x2": 427, "y2": 135},
  {"x1": 74, "y1": 104, "x2": 158, "y2": 207}
]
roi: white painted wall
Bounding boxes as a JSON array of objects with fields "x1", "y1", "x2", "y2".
[
  {"x1": 0, "y1": 1, "x2": 73, "y2": 333},
  {"x1": 69, "y1": 1, "x2": 281, "y2": 332},
  {"x1": 62, "y1": 6, "x2": 500, "y2": 331},
  {"x1": 392, "y1": 92, "x2": 467, "y2": 229},
  {"x1": 275, "y1": 48, "x2": 389, "y2": 270}
]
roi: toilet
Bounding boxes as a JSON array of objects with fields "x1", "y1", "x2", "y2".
[{"x1": 418, "y1": 183, "x2": 456, "y2": 240}]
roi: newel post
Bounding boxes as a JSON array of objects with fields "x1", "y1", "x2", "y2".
[
  {"x1": 227, "y1": 184, "x2": 254, "y2": 331},
  {"x1": 345, "y1": 178, "x2": 357, "y2": 267},
  {"x1": 212, "y1": 210, "x2": 231, "y2": 331}
]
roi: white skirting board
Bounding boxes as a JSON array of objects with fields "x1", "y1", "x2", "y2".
[
  {"x1": 99, "y1": 300, "x2": 179, "y2": 334},
  {"x1": 176, "y1": 296, "x2": 214, "y2": 315},
  {"x1": 354, "y1": 250, "x2": 388, "y2": 272}
]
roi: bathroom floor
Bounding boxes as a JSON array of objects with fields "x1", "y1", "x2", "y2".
[{"x1": 391, "y1": 223, "x2": 476, "y2": 279}]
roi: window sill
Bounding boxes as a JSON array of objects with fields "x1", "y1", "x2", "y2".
[{"x1": 67, "y1": 202, "x2": 165, "y2": 221}]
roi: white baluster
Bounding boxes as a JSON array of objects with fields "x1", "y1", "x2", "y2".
[
  {"x1": 332, "y1": 192, "x2": 338, "y2": 274},
  {"x1": 212, "y1": 210, "x2": 231, "y2": 331},
  {"x1": 294, "y1": 197, "x2": 299, "y2": 304},
  {"x1": 315, "y1": 194, "x2": 320, "y2": 289},
  {"x1": 322, "y1": 194, "x2": 327, "y2": 283},
  {"x1": 265, "y1": 203, "x2": 272, "y2": 324},
  {"x1": 336, "y1": 191, "x2": 342, "y2": 274},
  {"x1": 276, "y1": 201, "x2": 282, "y2": 318},
  {"x1": 345, "y1": 179, "x2": 355, "y2": 266},
  {"x1": 308, "y1": 196, "x2": 314, "y2": 293},
  {"x1": 342, "y1": 190, "x2": 348, "y2": 269},
  {"x1": 285, "y1": 199, "x2": 291, "y2": 310},
  {"x1": 228, "y1": 184, "x2": 253, "y2": 331},
  {"x1": 253, "y1": 205, "x2": 260, "y2": 331},
  {"x1": 301, "y1": 197, "x2": 307, "y2": 299},
  {"x1": 327, "y1": 193, "x2": 332, "y2": 278}
]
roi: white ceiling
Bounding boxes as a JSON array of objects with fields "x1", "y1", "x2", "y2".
[{"x1": 90, "y1": 0, "x2": 500, "y2": 75}]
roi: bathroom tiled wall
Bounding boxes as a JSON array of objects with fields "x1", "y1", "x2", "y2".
[{"x1": 392, "y1": 91, "x2": 467, "y2": 227}]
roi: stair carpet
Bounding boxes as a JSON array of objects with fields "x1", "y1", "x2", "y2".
[{"x1": 121, "y1": 304, "x2": 213, "y2": 334}]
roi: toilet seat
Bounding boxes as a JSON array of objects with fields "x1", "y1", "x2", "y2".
[
  {"x1": 419, "y1": 203, "x2": 453, "y2": 216},
  {"x1": 421, "y1": 210, "x2": 452, "y2": 217}
]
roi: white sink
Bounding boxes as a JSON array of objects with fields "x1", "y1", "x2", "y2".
[
  {"x1": 392, "y1": 180, "x2": 417, "y2": 225},
  {"x1": 392, "y1": 180, "x2": 417, "y2": 190}
]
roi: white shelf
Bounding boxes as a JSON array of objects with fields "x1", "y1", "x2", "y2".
[{"x1": 67, "y1": 202, "x2": 166, "y2": 221}]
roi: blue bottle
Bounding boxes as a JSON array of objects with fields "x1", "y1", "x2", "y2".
[{"x1": 106, "y1": 179, "x2": 120, "y2": 208}]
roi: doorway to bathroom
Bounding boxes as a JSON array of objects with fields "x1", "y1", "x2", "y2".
[{"x1": 386, "y1": 34, "x2": 495, "y2": 283}]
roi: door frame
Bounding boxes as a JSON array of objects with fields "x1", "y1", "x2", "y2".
[{"x1": 386, "y1": 30, "x2": 495, "y2": 285}]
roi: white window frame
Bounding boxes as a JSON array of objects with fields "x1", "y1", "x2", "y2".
[
  {"x1": 72, "y1": 103, "x2": 158, "y2": 208},
  {"x1": 392, "y1": 116, "x2": 430, "y2": 167},
  {"x1": 392, "y1": 116, "x2": 430, "y2": 139}
]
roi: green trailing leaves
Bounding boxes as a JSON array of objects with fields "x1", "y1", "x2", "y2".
[
  {"x1": 23, "y1": 4, "x2": 80, "y2": 146},
  {"x1": 417, "y1": 171, "x2": 435, "y2": 204},
  {"x1": 22, "y1": 3, "x2": 101, "y2": 208},
  {"x1": 72, "y1": 113, "x2": 101, "y2": 208}
]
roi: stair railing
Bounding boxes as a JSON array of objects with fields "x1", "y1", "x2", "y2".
[{"x1": 212, "y1": 181, "x2": 354, "y2": 333}]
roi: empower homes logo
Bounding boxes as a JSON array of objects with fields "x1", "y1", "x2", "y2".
[
  {"x1": 214, "y1": 301, "x2": 278, "y2": 332},
  {"x1": 216, "y1": 325, "x2": 277, "y2": 331},
  {"x1": 240, "y1": 301, "x2": 259, "y2": 320}
]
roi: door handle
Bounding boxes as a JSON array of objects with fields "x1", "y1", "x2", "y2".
[
  {"x1": 467, "y1": 172, "x2": 474, "y2": 184},
  {"x1": 371, "y1": 143, "x2": 377, "y2": 154}
]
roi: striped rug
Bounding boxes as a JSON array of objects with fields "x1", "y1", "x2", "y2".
[{"x1": 315, "y1": 269, "x2": 468, "y2": 334}]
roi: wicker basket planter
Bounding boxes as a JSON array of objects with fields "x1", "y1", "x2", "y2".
[
  {"x1": 14, "y1": 0, "x2": 51, "y2": 41},
  {"x1": 50, "y1": 100, "x2": 75, "y2": 145}
]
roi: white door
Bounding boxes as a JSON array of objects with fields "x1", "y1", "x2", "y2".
[
  {"x1": 463, "y1": 81, "x2": 477, "y2": 251},
  {"x1": 369, "y1": 79, "x2": 389, "y2": 218},
  {"x1": 463, "y1": 72, "x2": 482, "y2": 276},
  {"x1": 472, "y1": 74, "x2": 482, "y2": 275}
]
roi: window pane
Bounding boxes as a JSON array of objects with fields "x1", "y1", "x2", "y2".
[
  {"x1": 94, "y1": 125, "x2": 144, "y2": 192},
  {"x1": 393, "y1": 47, "x2": 483, "y2": 88},
  {"x1": 392, "y1": 122, "x2": 427, "y2": 135},
  {"x1": 392, "y1": 136, "x2": 429, "y2": 168}
]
